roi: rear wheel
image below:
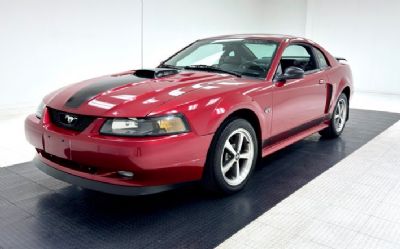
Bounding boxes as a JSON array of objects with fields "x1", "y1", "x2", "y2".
[
  {"x1": 202, "y1": 118, "x2": 258, "y2": 194},
  {"x1": 319, "y1": 93, "x2": 348, "y2": 138}
]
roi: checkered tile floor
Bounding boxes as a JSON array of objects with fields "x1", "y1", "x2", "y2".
[{"x1": 218, "y1": 120, "x2": 400, "y2": 249}]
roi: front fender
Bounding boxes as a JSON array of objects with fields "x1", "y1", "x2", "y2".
[
  {"x1": 206, "y1": 93, "x2": 267, "y2": 138},
  {"x1": 146, "y1": 90, "x2": 267, "y2": 138}
]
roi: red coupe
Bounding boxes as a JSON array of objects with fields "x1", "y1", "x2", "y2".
[{"x1": 25, "y1": 34, "x2": 353, "y2": 195}]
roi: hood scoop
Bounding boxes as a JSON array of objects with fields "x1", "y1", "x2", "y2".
[{"x1": 134, "y1": 68, "x2": 179, "y2": 79}]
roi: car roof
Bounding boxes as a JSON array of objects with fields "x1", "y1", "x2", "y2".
[{"x1": 200, "y1": 34, "x2": 313, "y2": 43}]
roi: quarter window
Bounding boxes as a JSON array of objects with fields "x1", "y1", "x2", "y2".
[{"x1": 314, "y1": 48, "x2": 329, "y2": 69}]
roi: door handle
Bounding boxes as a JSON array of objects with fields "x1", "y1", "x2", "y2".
[{"x1": 319, "y1": 79, "x2": 326, "y2": 84}]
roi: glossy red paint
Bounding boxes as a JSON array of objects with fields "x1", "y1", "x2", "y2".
[
  {"x1": 26, "y1": 111, "x2": 212, "y2": 186},
  {"x1": 25, "y1": 34, "x2": 353, "y2": 193}
]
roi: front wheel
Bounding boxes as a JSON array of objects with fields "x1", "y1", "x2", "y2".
[
  {"x1": 202, "y1": 118, "x2": 258, "y2": 194},
  {"x1": 319, "y1": 93, "x2": 348, "y2": 138}
]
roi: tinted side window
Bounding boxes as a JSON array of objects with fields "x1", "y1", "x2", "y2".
[
  {"x1": 314, "y1": 48, "x2": 329, "y2": 69},
  {"x1": 280, "y1": 44, "x2": 318, "y2": 73},
  {"x1": 282, "y1": 45, "x2": 310, "y2": 58}
]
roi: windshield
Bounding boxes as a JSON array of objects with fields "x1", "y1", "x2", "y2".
[{"x1": 162, "y1": 39, "x2": 278, "y2": 78}]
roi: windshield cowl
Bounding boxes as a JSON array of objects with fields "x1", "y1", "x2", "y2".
[{"x1": 183, "y1": 64, "x2": 242, "y2": 77}]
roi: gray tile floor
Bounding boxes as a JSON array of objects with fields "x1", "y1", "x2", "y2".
[{"x1": 218, "y1": 120, "x2": 400, "y2": 249}]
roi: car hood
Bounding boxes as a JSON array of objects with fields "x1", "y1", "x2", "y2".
[{"x1": 45, "y1": 70, "x2": 251, "y2": 117}]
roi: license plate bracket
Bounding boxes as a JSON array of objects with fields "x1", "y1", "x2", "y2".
[{"x1": 44, "y1": 132, "x2": 71, "y2": 159}]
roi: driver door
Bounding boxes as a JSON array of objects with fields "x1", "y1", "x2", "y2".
[{"x1": 271, "y1": 44, "x2": 327, "y2": 137}]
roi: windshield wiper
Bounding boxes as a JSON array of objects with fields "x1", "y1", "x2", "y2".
[
  {"x1": 158, "y1": 64, "x2": 181, "y2": 70},
  {"x1": 184, "y1": 65, "x2": 242, "y2": 77}
]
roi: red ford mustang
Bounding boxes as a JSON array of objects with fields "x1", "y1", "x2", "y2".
[{"x1": 25, "y1": 34, "x2": 353, "y2": 195}]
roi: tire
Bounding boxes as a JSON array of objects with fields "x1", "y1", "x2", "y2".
[
  {"x1": 202, "y1": 118, "x2": 258, "y2": 194},
  {"x1": 319, "y1": 93, "x2": 348, "y2": 139}
]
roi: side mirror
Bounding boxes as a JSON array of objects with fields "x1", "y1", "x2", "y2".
[{"x1": 275, "y1": 66, "x2": 304, "y2": 83}]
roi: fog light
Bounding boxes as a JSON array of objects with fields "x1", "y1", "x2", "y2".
[{"x1": 117, "y1": 171, "x2": 134, "y2": 179}]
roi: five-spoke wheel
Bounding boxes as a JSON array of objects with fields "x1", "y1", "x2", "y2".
[
  {"x1": 202, "y1": 118, "x2": 258, "y2": 194},
  {"x1": 334, "y1": 98, "x2": 347, "y2": 133},
  {"x1": 221, "y1": 128, "x2": 254, "y2": 186},
  {"x1": 320, "y1": 93, "x2": 349, "y2": 138}
]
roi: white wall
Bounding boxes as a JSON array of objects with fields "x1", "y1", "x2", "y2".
[
  {"x1": 3, "y1": 0, "x2": 397, "y2": 110},
  {"x1": 142, "y1": 0, "x2": 307, "y2": 67},
  {"x1": 0, "y1": 0, "x2": 306, "y2": 109},
  {"x1": 0, "y1": 0, "x2": 142, "y2": 109},
  {"x1": 305, "y1": 0, "x2": 400, "y2": 94},
  {"x1": 261, "y1": 0, "x2": 307, "y2": 37},
  {"x1": 142, "y1": 0, "x2": 267, "y2": 67}
]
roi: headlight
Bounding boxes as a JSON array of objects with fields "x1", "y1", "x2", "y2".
[
  {"x1": 100, "y1": 114, "x2": 190, "y2": 136},
  {"x1": 35, "y1": 101, "x2": 46, "y2": 119}
]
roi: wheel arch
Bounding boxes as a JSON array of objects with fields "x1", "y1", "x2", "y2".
[
  {"x1": 226, "y1": 109, "x2": 261, "y2": 146},
  {"x1": 211, "y1": 108, "x2": 263, "y2": 160},
  {"x1": 341, "y1": 86, "x2": 351, "y2": 120},
  {"x1": 342, "y1": 86, "x2": 351, "y2": 102},
  {"x1": 202, "y1": 107, "x2": 263, "y2": 189}
]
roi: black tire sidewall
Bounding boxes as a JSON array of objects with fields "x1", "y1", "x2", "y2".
[{"x1": 206, "y1": 118, "x2": 258, "y2": 193}]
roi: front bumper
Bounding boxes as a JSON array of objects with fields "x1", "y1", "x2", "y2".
[
  {"x1": 25, "y1": 111, "x2": 213, "y2": 193},
  {"x1": 34, "y1": 157, "x2": 192, "y2": 195}
]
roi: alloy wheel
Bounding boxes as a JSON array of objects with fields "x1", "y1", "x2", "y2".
[
  {"x1": 334, "y1": 98, "x2": 347, "y2": 133},
  {"x1": 220, "y1": 128, "x2": 254, "y2": 186}
]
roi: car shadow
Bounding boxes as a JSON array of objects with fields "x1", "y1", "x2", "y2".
[{"x1": 32, "y1": 134, "x2": 351, "y2": 248}]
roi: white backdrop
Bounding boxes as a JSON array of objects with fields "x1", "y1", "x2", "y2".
[
  {"x1": 0, "y1": 0, "x2": 142, "y2": 109},
  {"x1": 0, "y1": 0, "x2": 308, "y2": 109},
  {"x1": 305, "y1": 0, "x2": 400, "y2": 95},
  {"x1": 142, "y1": 0, "x2": 307, "y2": 67},
  {"x1": 0, "y1": 0, "x2": 399, "y2": 109}
]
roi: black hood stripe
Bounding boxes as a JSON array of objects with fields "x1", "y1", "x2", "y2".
[{"x1": 65, "y1": 74, "x2": 145, "y2": 108}]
